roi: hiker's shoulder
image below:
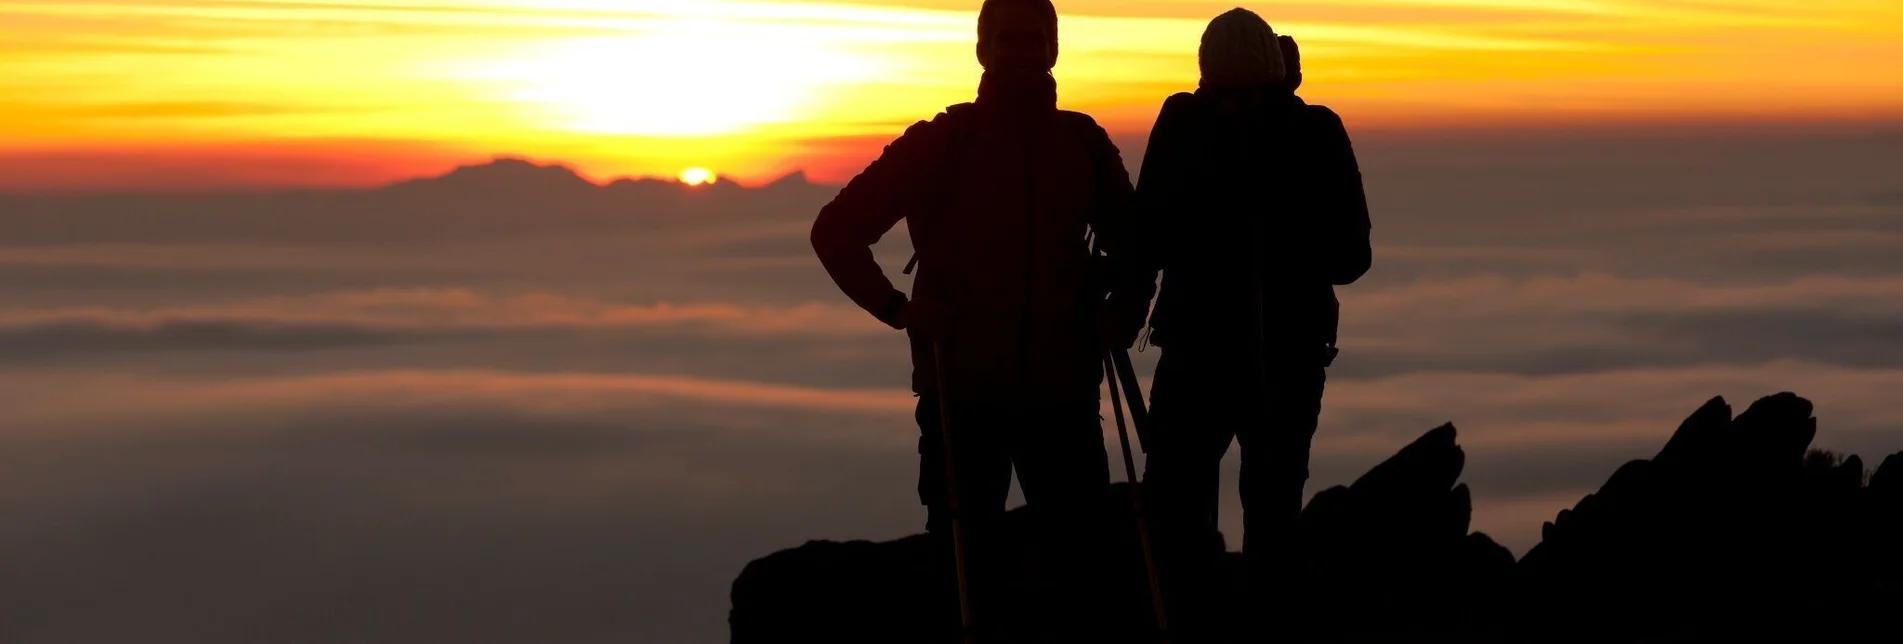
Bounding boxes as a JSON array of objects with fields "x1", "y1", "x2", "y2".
[
  {"x1": 1155, "y1": 91, "x2": 1205, "y2": 125},
  {"x1": 918, "y1": 102, "x2": 980, "y2": 131},
  {"x1": 1056, "y1": 109, "x2": 1112, "y2": 138},
  {"x1": 1301, "y1": 102, "x2": 1348, "y2": 131},
  {"x1": 1162, "y1": 91, "x2": 1200, "y2": 110},
  {"x1": 886, "y1": 104, "x2": 975, "y2": 153},
  {"x1": 1055, "y1": 111, "x2": 1125, "y2": 164}
]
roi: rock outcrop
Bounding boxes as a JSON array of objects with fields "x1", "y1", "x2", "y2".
[
  {"x1": 730, "y1": 393, "x2": 1903, "y2": 643},
  {"x1": 1292, "y1": 423, "x2": 1516, "y2": 641},
  {"x1": 1511, "y1": 393, "x2": 1903, "y2": 641}
]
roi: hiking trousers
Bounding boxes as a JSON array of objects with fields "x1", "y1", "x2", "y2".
[
  {"x1": 915, "y1": 396, "x2": 1122, "y2": 644},
  {"x1": 1140, "y1": 344, "x2": 1328, "y2": 643}
]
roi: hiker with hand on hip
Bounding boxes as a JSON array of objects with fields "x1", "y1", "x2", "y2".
[{"x1": 810, "y1": 1, "x2": 1153, "y2": 642}]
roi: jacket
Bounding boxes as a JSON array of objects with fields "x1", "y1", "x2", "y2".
[
  {"x1": 1130, "y1": 89, "x2": 1371, "y2": 353},
  {"x1": 810, "y1": 78, "x2": 1142, "y2": 404}
]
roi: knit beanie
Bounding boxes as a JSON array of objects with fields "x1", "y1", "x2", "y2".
[
  {"x1": 1198, "y1": 8, "x2": 1285, "y2": 89},
  {"x1": 977, "y1": 0, "x2": 1060, "y2": 70}
]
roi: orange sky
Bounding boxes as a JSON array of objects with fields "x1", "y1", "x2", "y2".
[{"x1": 4, "y1": 0, "x2": 1901, "y2": 189}]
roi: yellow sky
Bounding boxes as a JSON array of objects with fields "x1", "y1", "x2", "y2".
[{"x1": 3, "y1": 0, "x2": 1901, "y2": 187}]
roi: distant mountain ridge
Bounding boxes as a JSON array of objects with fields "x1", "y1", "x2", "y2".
[
  {"x1": 0, "y1": 156, "x2": 841, "y2": 247},
  {"x1": 385, "y1": 157, "x2": 823, "y2": 194}
]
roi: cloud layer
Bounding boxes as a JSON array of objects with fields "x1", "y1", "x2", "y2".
[{"x1": 0, "y1": 126, "x2": 1899, "y2": 643}]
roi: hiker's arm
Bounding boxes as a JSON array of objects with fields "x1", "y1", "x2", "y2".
[
  {"x1": 1311, "y1": 106, "x2": 1372, "y2": 285},
  {"x1": 1130, "y1": 93, "x2": 1197, "y2": 280},
  {"x1": 811, "y1": 117, "x2": 946, "y2": 329},
  {"x1": 1076, "y1": 114, "x2": 1150, "y2": 304}
]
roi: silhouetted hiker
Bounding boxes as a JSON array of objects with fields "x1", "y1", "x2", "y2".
[
  {"x1": 1124, "y1": 9, "x2": 1371, "y2": 643},
  {"x1": 809, "y1": 0, "x2": 1153, "y2": 641}
]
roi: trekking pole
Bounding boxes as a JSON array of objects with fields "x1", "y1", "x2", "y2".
[
  {"x1": 1110, "y1": 349, "x2": 1153, "y2": 454},
  {"x1": 1104, "y1": 353, "x2": 1172, "y2": 644},
  {"x1": 931, "y1": 340, "x2": 979, "y2": 644}
]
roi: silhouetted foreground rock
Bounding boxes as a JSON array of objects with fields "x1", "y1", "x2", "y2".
[
  {"x1": 1290, "y1": 423, "x2": 1515, "y2": 641},
  {"x1": 730, "y1": 393, "x2": 1903, "y2": 643},
  {"x1": 1513, "y1": 393, "x2": 1903, "y2": 641}
]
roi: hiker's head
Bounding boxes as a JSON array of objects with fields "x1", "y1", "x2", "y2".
[
  {"x1": 977, "y1": 0, "x2": 1059, "y2": 72},
  {"x1": 1198, "y1": 8, "x2": 1285, "y2": 90}
]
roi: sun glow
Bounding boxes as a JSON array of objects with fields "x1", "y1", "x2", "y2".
[
  {"x1": 680, "y1": 167, "x2": 716, "y2": 186},
  {"x1": 3, "y1": 1, "x2": 1902, "y2": 189},
  {"x1": 473, "y1": 19, "x2": 887, "y2": 138}
]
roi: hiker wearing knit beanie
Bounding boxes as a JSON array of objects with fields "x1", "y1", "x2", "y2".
[
  {"x1": 1125, "y1": 7, "x2": 1374, "y2": 644},
  {"x1": 1199, "y1": 8, "x2": 1285, "y2": 89}
]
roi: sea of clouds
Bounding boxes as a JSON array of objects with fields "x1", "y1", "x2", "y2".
[{"x1": 1, "y1": 124, "x2": 1899, "y2": 643}]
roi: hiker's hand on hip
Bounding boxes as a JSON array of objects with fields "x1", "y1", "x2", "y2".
[{"x1": 897, "y1": 297, "x2": 949, "y2": 339}]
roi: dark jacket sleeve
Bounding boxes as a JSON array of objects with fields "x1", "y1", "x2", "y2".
[
  {"x1": 810, "y1": 114, "x2": 951, "y2": 328},
  {"x1": 1308, "y1": 106, "x2": 1372, "y2": 285},
  {"x1": 1071, "y1": 113, "x2": 1149, "y2": 308},
  {"x1": 1130, "y1": 93, "x2": 1199, "y2": 282}
]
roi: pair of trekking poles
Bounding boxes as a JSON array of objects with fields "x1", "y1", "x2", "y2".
[{"x1": 929, "y1": 342, "x2": 1171, "y2": 644}]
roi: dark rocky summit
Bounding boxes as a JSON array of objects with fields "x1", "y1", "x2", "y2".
[{"x1": 730, "y1": 393, "x2": 1903, "y2": 642}]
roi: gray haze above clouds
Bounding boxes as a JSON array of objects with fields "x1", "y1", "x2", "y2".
[{"x1": 0, "y1": 124, "x2": 1901, "y2": 643}]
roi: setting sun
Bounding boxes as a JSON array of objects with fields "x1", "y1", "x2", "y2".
[
  {"x1": 680, "y1": 167, "x2": 717, "y2": 186},
  {"x1": 471, "y1": 21, "x2": 888, "y2": 138}
]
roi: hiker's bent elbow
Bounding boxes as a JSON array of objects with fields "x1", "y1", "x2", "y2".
[
  {"x1": 810, "y1": 207, "x2": 853, "y2": 258},
  {"x1": 809, "y1": 216, "x2": 830, "y2": 259}
]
